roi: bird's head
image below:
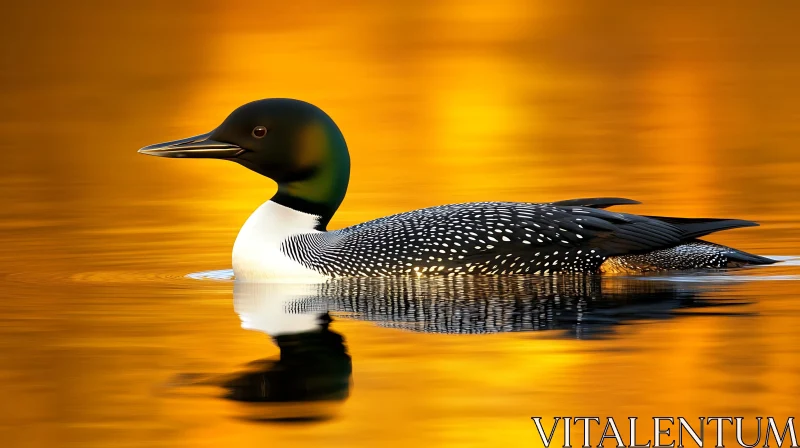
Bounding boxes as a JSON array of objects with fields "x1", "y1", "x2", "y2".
[{"x1": 139, "y1": 98, "x2": 351, "y2": 228}]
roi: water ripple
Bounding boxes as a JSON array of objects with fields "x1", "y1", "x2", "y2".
[{"x1": 187, "y1": 269, "x2": 235, "y2": 281}]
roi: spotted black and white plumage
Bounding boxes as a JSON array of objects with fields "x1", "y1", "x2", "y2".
[
  {"x1": 280, "y1": 198, "x2": 773, "y2": 277},
  {"x1": 600, "y1": 240, "x2": 766, "y2": 274}
]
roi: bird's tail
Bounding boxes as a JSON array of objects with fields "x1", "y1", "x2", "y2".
[
  {"x1": 718, "y1": 245, "x2": 777, "y2": 265},
  {"x1": 645, "y1": 216, "x2": 760, "y2": 239},
  {"x1": 646, "y1": 216, "x2": 776, "y2": 265}
]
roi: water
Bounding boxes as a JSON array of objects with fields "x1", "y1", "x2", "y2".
[{"x1": 2, "y1": 2, "x2": 800, "y2": 447}]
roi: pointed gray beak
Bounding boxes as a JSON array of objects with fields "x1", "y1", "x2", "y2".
[{"x1": 138, "y1": 132, "x2": 244, "y2": 159}]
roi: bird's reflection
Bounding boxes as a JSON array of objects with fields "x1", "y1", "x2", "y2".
[
  {"x1": 218, "y1": 282, "x2": 353, "y2": 421},
  {"x1": 311, "y1": 274, "x2": 744, "y2": 338},
  {"x1": 168, "y1": 282, "x2": 353, "y2": 422},
  {"x1": 172, "y1": 274, "x2": 743, "y2": 422}
]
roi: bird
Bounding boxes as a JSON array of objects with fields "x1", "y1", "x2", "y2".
[{"x1": 138, "y1": 98, "x2": 775, "y2": 280}]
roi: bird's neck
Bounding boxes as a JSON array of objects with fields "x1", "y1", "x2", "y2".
[{"x1": 270, "y1": 137, "x2": 350, "y2": 231}]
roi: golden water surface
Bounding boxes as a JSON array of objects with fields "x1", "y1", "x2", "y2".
[{"x1": 2, "y1": 2, "x2": 800, "y2": 447}]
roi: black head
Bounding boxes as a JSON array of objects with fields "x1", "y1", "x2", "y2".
[{"x1": 139, "y1": 99, "x2": 351, "y2": 228}]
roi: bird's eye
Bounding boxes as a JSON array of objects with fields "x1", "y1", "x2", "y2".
[{"x1": 252, "y1": 126, "x2": 268, "y2": 138}]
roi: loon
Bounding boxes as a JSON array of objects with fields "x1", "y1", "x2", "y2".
[{"x1": 138, "y1": 98, "x2": 775, "y2": 280}]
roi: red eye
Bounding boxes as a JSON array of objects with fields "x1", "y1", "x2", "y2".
[{"x1": 252, "y1": 126, "x2": 267, "y2": 138}]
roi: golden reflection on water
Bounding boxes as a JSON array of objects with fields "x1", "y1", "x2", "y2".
[{"x1": 2, "y1": 1, "x2": 800, "y2": 447}]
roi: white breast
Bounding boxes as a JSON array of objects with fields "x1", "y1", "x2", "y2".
[{"x1": 232, "y1": 200, "x2": 329, "y2": 281}]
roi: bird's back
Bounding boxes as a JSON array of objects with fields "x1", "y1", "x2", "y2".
[{"x1": 281, "y1": 200, "x2": 708, "y2": 277}]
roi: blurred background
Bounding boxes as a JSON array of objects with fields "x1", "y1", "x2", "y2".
[{"x1": 1, "y1": 1, "x2": 800, "y2": 447}]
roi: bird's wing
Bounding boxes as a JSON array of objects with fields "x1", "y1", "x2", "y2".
[{"x1": 497, "y1": 202, "x2": 685, "y2": 254}]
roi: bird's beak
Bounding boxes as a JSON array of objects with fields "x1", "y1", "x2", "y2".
[{"x1": 138, "y1": 132, "x2": 244, "y2": 159}]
